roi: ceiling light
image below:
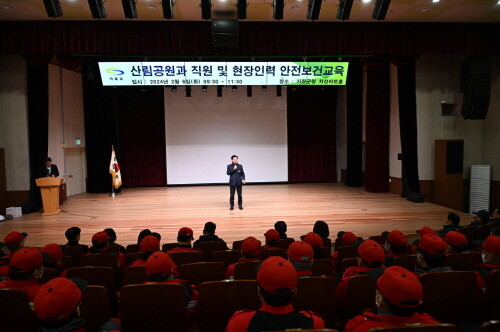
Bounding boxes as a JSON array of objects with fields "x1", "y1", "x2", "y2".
[
  {"x1": 432, "y1": 0, "x2": 440, "y2": 2},
  {"x1": 416, "y1": 7, "x2": 428, "y2": 12},
  {"x1": 362, "y1": 0, "x2": 371, "y2": 3}
]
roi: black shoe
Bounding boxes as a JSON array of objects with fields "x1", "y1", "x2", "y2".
[
  {"x1": 230, "y1": 206, "x2": 234, "y2": 210},
  {"x1": 239, "y1": 206, "x2": 243, "y2": 210}
]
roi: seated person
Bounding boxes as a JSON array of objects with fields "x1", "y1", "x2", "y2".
[
  {"x1": 336, "y1": 240, "x2": 386, "y2": 308},
  {"x1": 0, "y1": 231, "x2": 28, "y2": 278},
  {"x1": 415, "y1": 234, "x2": 451, "y2": 275},
  {"x1": 226, "y1": 236, "x2": 261, "y2": 279},
  {"x1": 384, "y1": 230, "x2": 409, "y2": 267},
  {"x1": 313, "y1": 220, "x2": 330, "y2": 239},
  {"x1": 41, "y1": 243, "x2": 65, "y2": 276},
  {"x1": 275, "y1": 221, "x2": 294, "y2": 240},
  {"x1": 88, "y1": 231, "x2": 125, "y2": 267},
  {"x1": 331, "y1": 231, "x2": 358, "y2": 272},
  {"x1": 61, "y1": 227, "x2": 89, "y2": 254},
  {"x1": 193, "y1": 221, "x2": 226, "y2": 249},
  {"x1": 303, "y1": 232, "x2": 325, "y2": 259},
  {"x1": 438, "y1": 212, "x2": 461, "y2": 238},
  {"x1": 344, "y1": 266, "x2": 439, "y2": 332},
  {"x1": 287, "y1": 241, "x2": 321, "y2": 277},
  {"x1": 470, "y1": 209, "x2": 490, "y2": 227},
  {"x1": 475, "y1": 235, "x2": 500, "y2": 293},
  {"x1": 411, "y1": 226, "x2": 437, "y2": 248},
  {"x1": 489, "y1": 207, "x2": 500, "y2": 226},
  {"x1": 0, "y1": 247, "x2": 44, "y2": 301},
  {"x1": 225, "y1": 256, "x2": 325, "y2": 331},
  {"x1": 137, "y1": 229, "x2": 152, "y2": 244},
  {"x1": 131, "y1": 235, "x2": 161, "y2": 266},
  {"x1": 262, "y1": 229, "x2": 280, "y2": 250},
  {"x1": 104, "y1": 228, "x2": 126, "y2": 254},
  {"x1": 166, "y1": 227, "x2": 199, "y2": 254},
  {"x1": 444, "y1": 231, "x2": 468, "y2": 253}
]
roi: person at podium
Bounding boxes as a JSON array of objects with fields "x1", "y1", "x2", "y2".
[{"x1": 40, "y1": 157, "x2": 59, "y2": 178}]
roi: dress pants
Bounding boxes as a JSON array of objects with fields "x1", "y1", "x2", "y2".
[{"x1": 229, "y1": 185, "x2": 242, "y2": 207}]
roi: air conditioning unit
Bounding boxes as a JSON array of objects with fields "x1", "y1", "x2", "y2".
[{"x1": 469, "y1": 165, "x2": 490, "y2": 213}]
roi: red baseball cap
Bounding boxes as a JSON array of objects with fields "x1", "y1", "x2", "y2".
[
  {"x1": 4, "y1": 231, "x2": 28, "y2": 246},
  {"x1": 377, "y1": 266, "x2": 423, "y2": 308},
  {"x1": 342, "y1": 232, "x2": 357, "y2": 246},
  {"x1": 417, "y1": 226, "x2": 436, "y2": 236},
  {"x1": 257, "y1": 256, "x2": 297, "y2": 296},
  {"x1": 91, "y1": 231, "x2": 109, "y2": 245},
  {"x1": 145, "y1": 251, "x2": 177, "y2": 276},
  {"x1": 34, "y1": 277, "x2": 85, "y2": 321},
  {"x1": 357, "y1": 240, "x2": 385, "y2": 265},
  {"x1": 303, "y1": 232, "x2": 323, "y2": 249},
  {"x1": 418, "y1": 234, "x2": 447, "y2": 255},
  {"x1": 444, "y1": 231, "x2": 467, "y2": 248},
  {"x1": 9, "y1": 247, "x2": 43, "y2": 272},
  {"x1": 387, "y1": 230, "x2": 408, "y2": 248},
  {"x1": 287, "y1": 241, "x2": 313, "y2": 263},
  {"x1": 41, "y1": 244, "x2": 62, "y2": 263},
  {"x1": 264, "y1": 229, "x2": 280, "y2": 241},
  {"x1": 483, "y1": 236, "x2": 500, "y2": 256},
  {"x1": 140, "y1": 235, "x2": 160, "y2": 253},
  {"x1": 241, "y1": 237, "x2": 261, "y2": 257},
  {"x1": 178, "y1": 227, "x2": 194, "y2": 240}
]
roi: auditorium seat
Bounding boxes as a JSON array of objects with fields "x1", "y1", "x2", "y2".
[
  {"x1": 340, "y1": 257, "x2": 358, "y2": 273},
  {"x1": 168, "y1": 251, "x2": 205, "y2": 267},
  {"x1": 210, "y1": 250, "x2": 241, "y2": 268},
  {"x1": 234, "y1": 260, "x2": 261, "y2": 280},
  {"x1": 479, "y1": 320, "x2": 500, "y2": 332},
  {"x1": 232, "y1": 240, "x2": 243, "y2": 251},
  {"x1": 481, "y1": 270, "x2": 500, "y2": 321},
  {"x1": 162, "y1": 243, "x2": 178, "y2": 252},
  {"x1": 293, "y1": 276, "x2": 336, "y2": 328},
  {"x1": 0, "y1": 289, "x2": 40, "y2": 332},
  {"x1": 367, "y1": 324, "x2": 460, "y2": 331},
  {"x1": 320, "y1": 246, "x2": 332, "y2": 258},
  {"x1": 122, "y1": 265, "x2": 147, "y2": 286},
  {"x1": 124, "y1": 252, "x2": 142, "y2": 266},
  {"x1": 63, "y1": 246, "x2": 84, "y2": 267},
  {"x1": 125, "y1": 244, "x2": 140, "y2": 253},
  {"x1": 393, "y1": 255, "x2": 418, "y2": 271},
  {"x1": 336, "y1": 246, "x2": 358, "y2": 268},
  {"x1": 120, "y1": 284, "x2": 189, "y2": 332},
  {"x1": 61, "y1": 255, "x2": 72, "y2": 268},
  {"x1": 369, "y1": 235, "x2": 385, "y2": 245},
  {"x1": 197, "y1": 241, "x2": 228, "y2": 260},
  {"x1": 259, "y1": 248, "x2": 287, "y2": 261},
  {"x1": 476, "y1": 224, "x2": 493, "y2": 241},
  {"x1": 38, "y1": 267, "x2": 57, "y2": 284},
  {"x1": 458, "y1": 227, "x2": 476, "y2": 250},
  {"x1": 420, "y1": 271, "x2": 477, "y2": 324},
  {"x1": 81, "y1": 285, "x2": 110, "y2": 332},
  {"x1": 323, "y1": 238, "x2": 332, "y2": 248},
  {"x1": 311, "y1": 258, "x2": 334, "y2": 277},
  {"x1": 277, "y1": 238, "x2": 295, "y2": 249},
  {"x1": 444, "y1": 252, "x2": 482, "y2": 271},
  {"x1": 343, "y1": 274, "x2": 377, "y2": 321},
  {"x1": 197, "y1": 280, "x2": 260, "y2": 332},
  {"x1": 80, "y1": 254, "x2": 118, "y2": 269},
  {"x1": 178, "y1": 262, "x2": 225, "y2": 285}
]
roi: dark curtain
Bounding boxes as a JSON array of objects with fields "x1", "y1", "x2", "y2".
[
  {"x1": 25, "y1": 56, "x2": 51, "y2": 206},
  {"x1": 396, "y1": 59, "x2": 421, "y2": 196},
  {"x1": 365, "y1": 61, "x2": 390, "y2": 193},
  {"x1": 83, "y1": 61, "x2": 166, "y2": 192},
  {"x1": 1, "y1": 22, "x2": 499, "y2": 56},
  {"x1": 345, "y1": 59, "x2": 363, "y2": 187},
  {"x1": 288, "y1": 86, "x2": 337, "y2": 182}
]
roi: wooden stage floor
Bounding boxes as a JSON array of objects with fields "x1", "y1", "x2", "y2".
[{"x1": 0, "y1": 183, "x2": 472, "y2": 248}]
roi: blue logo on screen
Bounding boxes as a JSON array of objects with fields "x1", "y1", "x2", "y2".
[{"x1": 105, "y1": 68, "x2": 125, "y2": 75}]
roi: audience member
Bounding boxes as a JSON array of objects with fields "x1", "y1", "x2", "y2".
[
  {"x1": 89, "y1": 231, "x2": 125, "y2": 267},
  {"x1": 62, "y1": 227, "x2": 89, "y2": 254},
  {"x1": 166, "y1": 227, "x2": 199, "y2": 253},
  {"x1": 470, "y1": 210, "x2": 491, "y2": 227},
  {"x1": 274, "y1": 221, "x2": 294, "y2": 240},
  {"x1": 193, "y1": 221, "x2": 226, "y2": 249},
  {"x1": 303, "y1": 232, "x2": 325, "y2": 259},
  {"x1": 444, "y1": 231, "x2": 468, "y2": 253},
  {"x1": 384, "y1": 230, "x2": 409, "y2": 267},
  {"x1": 104, "y1": 228, "x2": 126, "y2": 254},
  {"x1": 137, "y1": 229, "x2": 152, "y2": 245},
  {"x1": 0, "y1": 231, "x2": 28, "y2": 277},
  {"x1": 475, "y1": 236, "x2": 500, "y2": 292},
  {"x1": 412, "y1": 226, "x2": 437, "y2": 247},
  {"x1": 41, "y1": 243, "x2": 65, "y2": 276},
  {"x1": 415, "y1": 234, "x2": 451, "y2": 274},
  {"x1": 313, "y1": 220, "x2": 330, "y2": 239},
  {"x1": 287, "y1": 241, "x2": 319, "y2": 277},
  {"x1": 438, "y1": 212, "x2": 461, "y2": 238},
  {"x1": 225, "y1": 236, "x2": 261, "y2": 279},
  {"x1": 344, "y1": 266, "x2": 439, "y2": 332},
  {"x1": 225, "y1": 256, "x2": 325, "y2": 331},
  {"x1": 490, "y1": 207, "x2": 500, "y2": 226},
  {"x1": 131, "y1": 235, "x2": 161, "y2": 266},
  {"x1": 262, "y1": 229, "x2": 280, "y2": 250},
  {"x1": 0, "y1": 247, "x2": 44, "y2": 301}
]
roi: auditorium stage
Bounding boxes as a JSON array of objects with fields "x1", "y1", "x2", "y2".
[{"x1": 0, "y1": 183, "x2": 472, "y2": 247}]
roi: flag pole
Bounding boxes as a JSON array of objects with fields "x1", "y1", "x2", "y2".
[{"x1": 109, "y1": 145, "x2": 116, "y2": 198}]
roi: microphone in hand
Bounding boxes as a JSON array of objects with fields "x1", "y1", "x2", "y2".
[{"x1": 234, "y1": 164, "x2": 238, "y2": 170}]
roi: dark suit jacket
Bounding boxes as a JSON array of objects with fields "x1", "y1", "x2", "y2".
[
  {"x1": 227, "y1": 163, "x2": 245, "y2": 187},
  {"x1": 40, "y1": 164, "x2": 59, "y2": 178}
]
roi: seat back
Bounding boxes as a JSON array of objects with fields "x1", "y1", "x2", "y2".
[
  {"x1": 168, "y1": 251, "x2": 205, "y2": 268},
  {"x1": 61, "y1": 255, "x2": 72, "y2": 269},
  {"x1": 63, "y1": 245, "x2": 84, "y2": 267},
  {"x1": 420, "y1": 271, "x2": 477, "y2": 324},
  {"x1": 124, "y1": 252, "x2": 142, "y2": 266},
  {"x1": 344, "y1": 274, "x2": 377, "y2": 321},
  {"x1": 336, "y1": 246, "x2": 357, "y2": 267},
  {"x1": 393, "y1": 255, "x2": 418, "y2": 271},
  {"x1": 277, "y1": 238, "x2": 295, "y2": 249},
  {"x1": 0, "y1": 289, "x2": 40, "y2": 332},
  {"x1": 234, "y1": 260, "x2": 261, "y2": 280},
  {"x1": 179, "y1": 262, "x2": 225, "y2": 285},
  {"x1": 123, "y1": 265, "x2": 147, "y2": 286},
  {"x1": 125, "y1": 244, "x2": 140, "y2": 253},
  {"x1": 483, "y1": 270, "x2": 500, "y2": 320},
  {"x1": 340, "y1": 258, "x2": 359, "y2": 273},
  {"x1": 80, "y1": 254, "x2": 118, "y2": 269},
  {"x1": 197, "y1": 241, "x2": 228, "y2": 260},
  {"x1": 210, "y1": 250, "x2": 241, "y2": 268},
  {"x1": 120, "y1": 284, "x2": 189, "y2": 332},
  {"x1": 444, "y1": 252, "x2": 482, "y2": 271},
  {"x1": 323, "y1": 238, "x2": 332, "y2": 248},
  {"x1": 259, "y1": 249, "x2": 287, "y2": 261},
  {"x1": 311, "y1": 258, "x2": 334, "y2": 277},
  {"x1": 66, "y1": 266, "x2": 116, "y2": 293},
  {"x1": 162, "y1": 243, "x2": 178, "y2": 252},
  {"x1": 476, "y1": 224, "x2": 493, "y2": 241},
  {"x1": 232, "y1": 240, "x2": 243, "y2": 251},
  {"x1": 197, "y1": 280, "x2": 260, "y2": 332},
  {"x1": 458, "y1": 227, "x2": 477, "y2": 249},
  {"x1": 39, "y1": 267, "x2": 57, "y2": 284},
  {"x1": 479, "y1": 320, "x2": 500, "y2": 332},
  {"x1": 81, "y1": 285, "x2": 110, "y2": 332},
  {"x1": 368, "y1": 324, "x2": 460, "y2": 331},
  {"x1": 293, "y1": 277, "x2": 336, "y2": 328},
  {"x1": 369, "y1": 235, "x2": 385, "y2": 245}
]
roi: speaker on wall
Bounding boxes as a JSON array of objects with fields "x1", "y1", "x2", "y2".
[
  {"x1": 88, "y1": 0, "x2": 106, "y2": 19},
  {"x1": 212, "y1": 19, "x2": 239, "y2": 48},
  {"x1": 43, "y1": 0, "x2": 63, "y2": 18},
  {"x1": 460, "y1": 56, "x2": 491, "y2": 120},
  {"x1": 306, "y1": 0, "x2": 322, "y2": 20},
  {"x1": 121, "y1": 0, "x2": 138, "y2": 19}
]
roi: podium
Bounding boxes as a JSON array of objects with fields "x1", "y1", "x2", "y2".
[{"x1": 35, "y1": 177, "x2": 64, "y2": 215}]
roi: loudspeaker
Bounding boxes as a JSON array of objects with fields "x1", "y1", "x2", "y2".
[
  {"x1": 336, "y1": 0, "x2": 354, "y2": 21},
  {"x1": 406, "y1": 191, "x2": 425, "y2": 203},
  {"x1": 121, "y1": 0, "x2": 138, "y2": 19},
  {"x1": 162, "y1": 0, "x2": 174, "y2": 19},
  {"x1": 460, "y1": 56, "x2": 491, "y2": 120},
  {"x1": 372, "y1": 0, "x2": 391, "y2": 20},
  {"x1": 212, "y1": 19, "x2": 239, "y2": 48},
  {"x1": 43, "y1": 0, "x2": 63, "y2": 18},
  {"x1": 273, "y1": 0, "x2": 284, "y2": 20},
  {"x1": 237, "y1": 0, "x2": 246, "y2": 20},
  {"x1": 88, "y1": 0, "x2": 106, "y2": 19},
  {"x1": 306, "y1": 0, "x2": 322, "y2": 20},
  {"x1": 201, "y1": 0, "x2": 212, "y2": 20}
]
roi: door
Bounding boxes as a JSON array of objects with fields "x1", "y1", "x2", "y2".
[{"x1": 64, "y1": 147, "x2": 86, "y2": 196}]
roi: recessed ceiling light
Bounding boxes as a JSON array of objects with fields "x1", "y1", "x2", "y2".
[
  {"x1": 432, "y1": 0, "x2": 440, "y2": 3},
  {"x1": 147, "y1": 4, "x2": 159, "y2": 10},
  {"x1": 362, "y1": 0, "x2": 371, "y2": 3},
  {"x1": 290, "y1": 6, "x2": 300, "y2": 10},
  {"x1": 416, "y1": 7, "x2": 429, "y2": 12},
  {"x1": 2, "y1": 4, "x2": 15, "y2": 10}
]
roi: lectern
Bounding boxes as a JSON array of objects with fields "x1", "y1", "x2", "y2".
[{"x1": 35, "y1": 177, "x2": 64, "y2": 215}]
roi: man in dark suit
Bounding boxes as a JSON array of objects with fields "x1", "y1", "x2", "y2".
[
  {"x1": 227, "y1": 155, "x2": 245, "y2": 210},
  {"x1": 40, "y1": 157, "x2": 59, "y2": 177}
]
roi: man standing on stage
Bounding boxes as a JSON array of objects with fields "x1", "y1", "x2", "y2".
[{"x1": 227, "y1": 155, "x2": 246, "y2": 210}]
